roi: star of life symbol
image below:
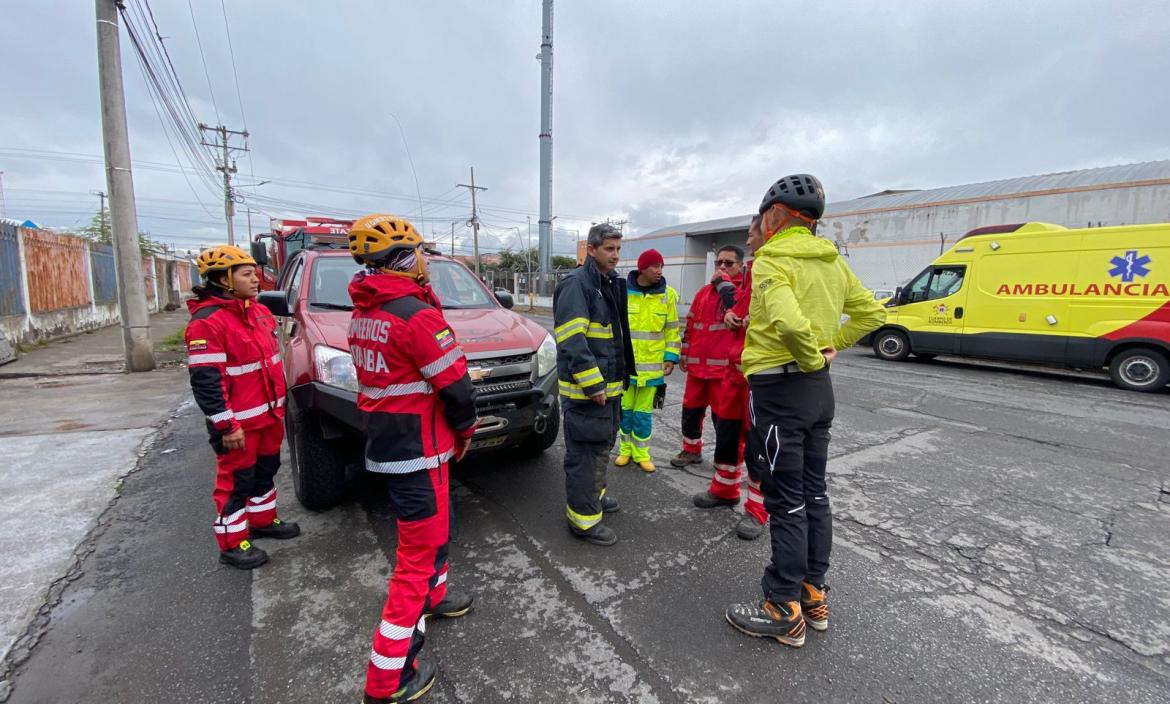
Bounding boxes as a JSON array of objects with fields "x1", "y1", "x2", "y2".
[
  {"x1": 936, "y1": 304, "x2": 948, "y2": 314},
  {"x1": 1108, "y1": 251, "x2": 1151, "y2": 283}
]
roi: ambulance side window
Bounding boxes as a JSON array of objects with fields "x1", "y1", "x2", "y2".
[
  {"x1": 903, "y1": 269, "x2": 932, "y2": 303},
  {"x1": 927, "y1": 267, "x2": 965, "y2": 300}
]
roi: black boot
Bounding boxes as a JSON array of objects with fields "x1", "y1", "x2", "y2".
[
  {"x1": 725, "y1": 599, "x2": 805, "y2": 648},
  {"x1": 693, "y1": 491, "x2": 737, "y2": 509},
  {"x1": 569, "y1": 522, "x2": 618, "y2": 546},
  {"x1": 363, "y1": 656, "x2": 436, "y2": 703},
  {"x1": 601, "y1": 495, "x2": 620, "y2": 513},
  {"x1": 219, "y1": 539, "x2": 269, "y2": 570},
  {"x1": 735, "y1": 514, "x2": 766, "y2": 540},
  {"x1": 426, "y1": 590, "x2": 474, "y2": 619},
  {"x1": 250, "y1": 517, "x2": 301, "y2": 539}
]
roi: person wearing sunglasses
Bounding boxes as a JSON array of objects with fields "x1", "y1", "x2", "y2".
[{"x1": 672, "y1": 245, "x2": 744, "y2": 471}]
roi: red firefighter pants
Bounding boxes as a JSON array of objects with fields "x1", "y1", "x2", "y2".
[
  {"x1": 708, "y1": 371, "x2": 767, "y2": 525},
  {"x1": 211, "y1": 421, "x2": 284, "y2": 551},
  {"x1": 680, "y1": 375, "x2": 722, "y2": 454},
  {"x1": 366, "y1": 463, "x2": 451, "y2": 699}
]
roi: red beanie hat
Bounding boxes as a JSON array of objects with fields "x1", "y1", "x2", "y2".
[{"x1": 637, "y1": 249, "x2": 664, "y2": 271}]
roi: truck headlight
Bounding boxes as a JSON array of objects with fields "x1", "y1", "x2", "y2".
[
  {"x1": 314, "y1": 345, "x2": 359, "y2": 393},
  {"x1": 536, "y1": 333, "x2": 556, "y2": 377}
]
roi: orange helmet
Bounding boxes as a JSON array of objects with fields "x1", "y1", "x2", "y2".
[
  {"x1": 196, "y1": 244, "x2": 256, "y2": 278},
  {"x1": 348, "y1": 214, "x2": 423, "y2": 264}
]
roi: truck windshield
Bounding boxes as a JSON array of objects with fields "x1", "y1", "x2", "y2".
[{"x1": 309, "y1": 257, "x2": 497, "y2": 310}]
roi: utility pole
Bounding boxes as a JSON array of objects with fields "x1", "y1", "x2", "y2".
[
  {"x1": 457, "y1": 167, "x2": 487, "y2": 278},
  {"x1": 95, "y1": 0, "x2": 154, "y2": 371},
  {"x1": 450, "y1": 222, "x2": 455, "y2": 257},
  {"x1": 199, "y1": 123, "x2": 249, "y2": 245},
  {"x1": 526, "y1": 215, "x2": 534, "y2": 310},
  {"x1": 90, "y1": 190, "x2": 107, "y2": 240},
  {"x1": 537, "y1": 0, "x2": 555, "y2": 288}
]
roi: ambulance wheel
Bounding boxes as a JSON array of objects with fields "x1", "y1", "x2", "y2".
[
  {"x1": 1109, "y1": 347, "x2": 1170, "y2": 392},
  {"x1": 286, "y1": 399, "x2": 351, "y2": 510},
  {"x1": 873, "y1": 329, "x2": 911, "y2": 361}
]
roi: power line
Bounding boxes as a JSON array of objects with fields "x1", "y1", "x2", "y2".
[{"x1": 187, "y1": 0, "x2": 221, "y2": 124}]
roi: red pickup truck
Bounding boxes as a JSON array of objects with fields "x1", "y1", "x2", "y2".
[{"x1": 255, "y1": 244, "x2": 560, "y2": 509}]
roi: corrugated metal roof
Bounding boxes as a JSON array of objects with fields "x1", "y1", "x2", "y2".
[{"x1": 633, "y1": 160, "x2": 1170, "y2": 239}]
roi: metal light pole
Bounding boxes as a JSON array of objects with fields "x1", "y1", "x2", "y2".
[{"x1": 537, "y1": 0, "x2": 554, "y2": 288}]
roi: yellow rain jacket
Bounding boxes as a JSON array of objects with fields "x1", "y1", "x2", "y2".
[
  {"x1": 743, "y1": 226, "x2": 886, "y2": 376},
  {"x1": 625, "y1": 271, "x2": 680, "y2": 386}
]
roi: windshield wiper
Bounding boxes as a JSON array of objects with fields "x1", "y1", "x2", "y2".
[{"x1": 309, "y1": 302, "x2": 354, "y2": 310}]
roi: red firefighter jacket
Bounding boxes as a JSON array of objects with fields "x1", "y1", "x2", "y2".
[
  {"x1": 714, "y1": 263, "x2": 753, "y2": 374},
  {"x1": 186, "y1": 293, "x2": 286, "y2": 435},
  {"x1": 347, "y1": 271, "x2": 478, "y2": 474},
  {"x1": 682, "y1": 272, "x2": 743, "y2": 379}
]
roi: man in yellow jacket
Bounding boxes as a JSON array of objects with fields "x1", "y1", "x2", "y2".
[
  {"x1": 616, "y1": 249, "x2": 680, "y2": 472},
  {"x1": 725, "y1": 174, "x2": 886, "y2": 649}
]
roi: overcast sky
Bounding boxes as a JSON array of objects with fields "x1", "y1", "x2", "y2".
[{"x1": 3, "y1": 0, "x2": 1168, "y2": 253}]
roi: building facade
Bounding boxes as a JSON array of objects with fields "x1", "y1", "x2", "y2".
[{"x1": 621, "y1": 161, "x2": 1170, "y2": 304}]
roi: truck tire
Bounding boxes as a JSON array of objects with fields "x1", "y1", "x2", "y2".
[
  {"x1": 1109, "y1": 347, "x2": 1170, "y2": 392},
  {"x1": 286, "y1": 398, "x2": 352, "y2": 510},
  {"x1": 873, "y1": 329, "x2": 911, "y2": 362},
  {"x1": 519, "y1": 401, "x2": 560, "y2": 457}
]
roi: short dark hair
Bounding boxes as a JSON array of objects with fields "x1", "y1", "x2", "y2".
[
  {"x1": 718, "y1": 244, "x2": 745, "y2": 262},
  {"x1": 587, "y1": 223, "x2": 622, "y2": 248}
]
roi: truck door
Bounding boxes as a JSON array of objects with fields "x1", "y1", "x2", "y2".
[{"x1": 893, "y1": 265, "x2": 970, "y2": 354}]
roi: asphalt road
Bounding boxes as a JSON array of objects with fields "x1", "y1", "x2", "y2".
[{"x1": 6, "y1": 320, "x2": 1169, "y2": 703}]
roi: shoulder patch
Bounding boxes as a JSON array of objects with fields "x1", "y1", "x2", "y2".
[
  {"x1": 435, "y1": 327, "x2": 456, "y2": 350},
  {"x1": 187, "y1": 339, "x2": 208, "y2": 351}
]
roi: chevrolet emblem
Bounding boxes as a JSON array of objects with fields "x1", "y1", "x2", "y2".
[{"x1": 468, "y1": 367, "x2": 488, "y2": 382}]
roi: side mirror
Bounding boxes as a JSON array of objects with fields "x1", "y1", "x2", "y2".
[
  {"x1": 258, "y1": 290, "x2": 290, "y2": 317},
  {"x1": 495, "y1": 290, "x2": 514, "y2": 309},
  {"x1": 892, "y1": 286, "x2": 903, "y2": 306},
  {"x1": 250, "y1": 240, "x2": 269, "y2": 267}
]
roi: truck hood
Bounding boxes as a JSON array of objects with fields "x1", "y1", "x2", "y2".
[{"x1": 310, "y1": 307, "x2": 548, "y2": 358}]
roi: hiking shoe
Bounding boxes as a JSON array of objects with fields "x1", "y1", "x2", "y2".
[
  {"x1": 638, "y1": 459, "x2": 656, "y2": 473},
  {"x1": 250, "y1": 517, "x2": 301, "y2": 540},
  {"x1": 735, "y1": 514, "x2": 766, "y2": 541},
  {"x1": 693, "y1": 491, "x2": 738, "y2": 509},
  {"x1": 670, "y1": 451, "x2": 702, "y2": 467},
  {"x1": 614, "y1": 455, "x2": 632, "y2": 467},
  {"x1": 801, "y1": 582, "x2": 830, "y2": 632},
  {"x1": 726, "y1": 600, "x2": 805, "y2": 648},
  {"x1": 601, "y1": 495, "x2": 620, "y2": 513},
  {"x1": 569, "y1": 522, "x2": 618, "y2": 546},
  {"x1": 363, "y1": 656, "x2": 436, "y2": 703},
  {"x1": 219, "y1": 540, "x2": 269, "y2": 570},
  {"x1": 426, "y1": 590, "x2": 473, "y2": 619}
]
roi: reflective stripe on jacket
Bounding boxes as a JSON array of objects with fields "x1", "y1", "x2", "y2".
[
  {"x1": 186, "y1": 294, "x2": 286, "y2": 434},
  {"x1": 626, "y1": 271, "x2": 680, "y2": 387},
  {"x1": 682, "y1": 274, "x2": 741, "y2": 379},
  {"x1": 553, "y1": 258, "x2": 635, "y2": 402},
  {"x1": 743, "y1": 226, "x2": 886, "y2": 376},
  {"x1": 348, "y1": 272, "x2": 478, "y2": 474}
]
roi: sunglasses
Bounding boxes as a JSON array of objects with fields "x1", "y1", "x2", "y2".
[{"x1": 715, "y1": 259, "x2": 739, "y2": 267}]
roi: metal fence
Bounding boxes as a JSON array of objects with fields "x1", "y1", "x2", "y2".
[
  {"x1": 90, "y1": 243, "x2": 117, "y2": 304},
  {"x1": 0, "y1": 222, "x2": 25, "y2": 316}
]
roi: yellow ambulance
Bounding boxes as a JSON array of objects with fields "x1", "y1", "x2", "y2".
[{"x1": 871, "y1": 222, "x2": 1170, "y2": 392}]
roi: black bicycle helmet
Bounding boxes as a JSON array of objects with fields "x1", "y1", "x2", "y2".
[{"x1": 758, "y1": 174, "x2": 825, "y2": 219}]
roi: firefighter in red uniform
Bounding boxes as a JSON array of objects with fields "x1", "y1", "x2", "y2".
[
  {"x1": 671, "y1": 245, "x2": 744, "y2": 468},
  {"x1": 346, "y1": 214, "x2": 478, "y2": 704},
  {"x1": 186, "y1": 245, "x2": 300, "y2": 570},
  {"x1": 691, "y1": 216, "x2": 769, "y2": 540}
]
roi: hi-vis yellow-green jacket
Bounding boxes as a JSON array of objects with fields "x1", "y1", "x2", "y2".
[
  {"x1": 743, "y1": 226, "x2": 886, "y2": 376},
  {"x1": 626, "y1": 271, "x2": 680, "y2": 387}
]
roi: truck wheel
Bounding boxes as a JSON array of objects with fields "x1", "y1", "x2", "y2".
[
  {"x1": 286, "y1": 398, "x2": 352, "y2": 510},
  {"x1": 1109, "y1": 348, "x2": 1170, "y2": 392},
  {"x1": 873, "y1": 329, "x2": 911, "y2": 361},
  {"x1": 519, "y1": 401, "x2": 560, "y2": 457}
]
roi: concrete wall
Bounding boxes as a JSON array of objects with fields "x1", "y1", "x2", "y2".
[{"x1": 0, "y1": 225, "x2": 191, "y2": 348}]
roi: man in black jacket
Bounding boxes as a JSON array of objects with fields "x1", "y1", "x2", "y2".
[{"x1": 553, "y1": 223, "x2": 636, "y2": 546}]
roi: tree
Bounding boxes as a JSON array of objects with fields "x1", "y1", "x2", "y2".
[
  {"x1": 551, "y1": 255, "x2": 576, "y2": 269},
  {"x1": 78, "y1": 208, "x2": 164, "y2": 254}
]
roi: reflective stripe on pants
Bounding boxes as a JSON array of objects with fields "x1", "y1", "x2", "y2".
[
  {"x1": 563, "y1": 398, "x2": 621, "y2": 530},
  {"x1": 211, "y1": 421, "x2": 284, "y2": 551},
  {"x1": 619, "y1": 385, "x2": 656, "y2": 463}
]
